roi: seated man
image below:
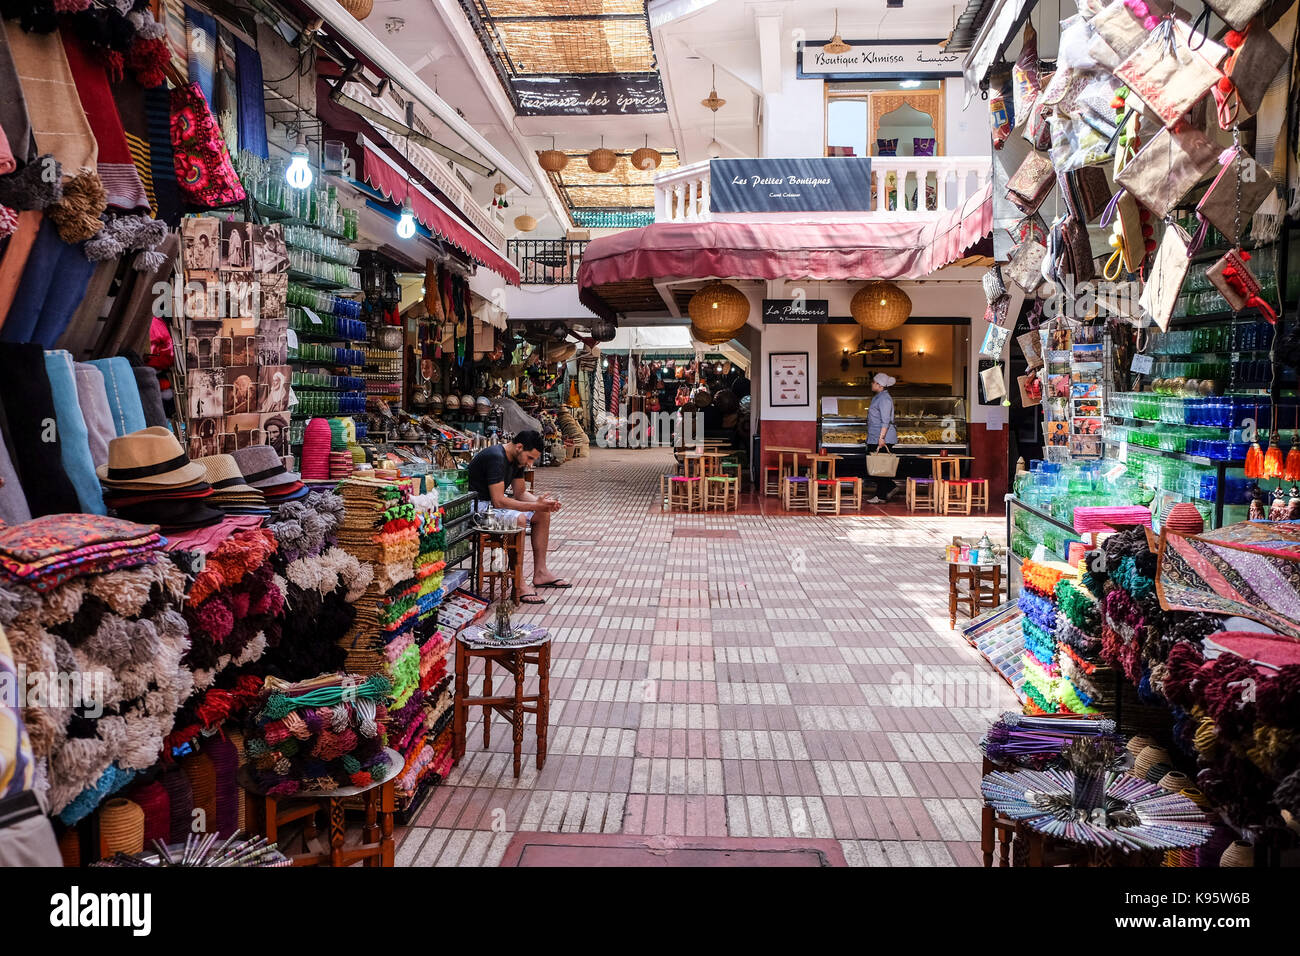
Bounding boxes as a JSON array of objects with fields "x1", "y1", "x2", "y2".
[{"x1": 466, "y1": 429, "x2": 569, "y2": 604}]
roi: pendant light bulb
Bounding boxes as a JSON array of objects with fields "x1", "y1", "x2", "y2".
[
  {"x1": 707, "y1": 139, "x2": 722, "y2": 158},
  {"x1": 286, "y1": 136, "x2": 313, "y2": 190},
  {"x1": 396, "y1": 197, "x2": 416, "y2": 239}
]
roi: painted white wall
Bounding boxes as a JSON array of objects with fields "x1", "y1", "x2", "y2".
[{"x1": 499, "y1": 282, "x2": 599, "y2": 321}]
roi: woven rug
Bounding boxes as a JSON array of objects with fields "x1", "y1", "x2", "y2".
[{"x1": 1156, "y1": 522, "x2": 1300, "y2": 640}]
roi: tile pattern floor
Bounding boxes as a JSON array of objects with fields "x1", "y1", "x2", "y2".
[{"x1": 396, "y1": 448, "x2": 1016, "y2": 867}]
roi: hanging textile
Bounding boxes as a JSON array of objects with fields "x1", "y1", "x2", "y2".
[
  {"x1": 214, "y1": 26, "x2": 238, "y2": 156},
  {"x1": 234, "y1": 37, "x2": 267, "y2": 159},
  {"x1": 592, "y1": 364, "x2": 605, "y2": 423},
  {"x1": 608, "y1": 356, "x2": 619, "y2": 414},
  {"x1": 143, "y1": 85, "x2": 182, "y2": 224},
  {"x1": 0, "y1": 23, "x2": 37, "y2": 170},
  {"x1": 163, "y1": 0, "x2": 187, "y2": 75},
  {"x1": 626, "y1": 355, "x2": 639, "y2": 398},
  {"x1": 3, "y1": 22, "x2": 98, "y2": 177},
  {"x1": 62, "y1": 32, "x2": 149, "y2": 212},
  {"x1": 184, "y1": 6, "x2": 217, "y2": 109}
]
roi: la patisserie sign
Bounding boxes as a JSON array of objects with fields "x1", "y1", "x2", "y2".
[{"x1": 797, "y1": 39, "x2": 961, "y2": 78}]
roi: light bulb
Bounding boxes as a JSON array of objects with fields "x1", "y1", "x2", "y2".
[
  {"x1": 396, "y1": 198, "x2": 416, "y2": 239},
  {"x1": 707, "y1": 139, "x2": 722, "y2": 158},
  {"x1": 286, "y1": 141, "x2": 313, "y2": 190}
]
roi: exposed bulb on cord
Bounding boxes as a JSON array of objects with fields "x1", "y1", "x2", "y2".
[
  {"x1": 286, "y1": 139, "x2": 313, "y2": 190},
  {"x1": 396, "y1": 197, "x2": 416, "y2": 239}
]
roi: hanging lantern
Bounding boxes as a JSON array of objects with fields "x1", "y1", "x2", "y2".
[
  {"x1": 687, "y1": 281, "x2": 749, "y2": 342},
  {"x1": 538, "y1": 148, "x2": 568, "y2": 173},
  {"x1": 513, "y1": 214, "x2": 538, "y2": 232},
  {"x1": 588, "y1": 319, "x2": 616, "y2": 342},
  {"x1": 588, "y1": 136, "x2": 617, "y2": 173},
  {"x1": 1263, "y1": 441, "x2": 1284, "y2": 479},
  {"x1": 701, "y1": 65, "x2": 726, "y2": 112},
  {"x1": 493, "y1": 182, "x2": 508, "y2": 196},
  {"x1": 631, "y1": 135, "x2": 662, "y2": 171},
  {"x1": 823, "y1": 9, "x2": 850, "y2": 54},
  {"x1": 851, "y1": 281, "x2": 912, "y2": 331},
  {"x1": 690, "y1": 325, "x2": 735, "y2": 346},
  {"x1": 338, "y1": 0, "x2": 373, "y2": 19}
]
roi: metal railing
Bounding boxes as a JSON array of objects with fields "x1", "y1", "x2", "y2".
[
  {"x1": 506, "y1": 238, "x2": 590, "y2": 285},
  {"x1": 654, "y1": 156, "x2": 992, "y2": 224}
]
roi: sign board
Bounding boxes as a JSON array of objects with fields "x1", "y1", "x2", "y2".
[
  {"x1": 710, "y1": 158, "x2": 872, "y2": 213},
  {"x1": 762, "y1": 298, "x2": 830, "y2": 324},
  {"x1": 797, "y1": 38, "x2": 962, "y2": 79},
  {"x1": 513, "y1": 74, "x2": 667, "y2": 116}
]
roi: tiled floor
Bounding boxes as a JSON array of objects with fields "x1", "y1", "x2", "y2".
[{"x1": 397, "y1": 447, "x2": 1016, "y2": 867}]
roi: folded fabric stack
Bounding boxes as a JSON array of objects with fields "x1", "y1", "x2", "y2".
[
  {"x1": 0, "y1": 514, "x2": 163, "y2": 593},
  {"x1": 391, "y1": 630, "x2": 455, "y2": 810},
  {"x1": 412, "y1": 490, "x2": 446, "y2": 627},
  {"x1": 0, "y1": 519, "x2": 191, "y2": 823},
  {"x1": 1053, "y1": 579, "x2": 1111, "y2": 715},
  {"x1": 330, "y1": 450, "x2": 354, "y2": 480},
  {"x1": 162, "y1": 529, "x2": 283, "y2": 752},
  {"x1": 244, "y1": 673, "x2": 392, "y2": 796},
  {"x1": 196, "y1": 454, "x2": 270, "y2": 516},
  {"x1": 232, "y1": 444, "x2": 307, "y2": 506},
  {"x1": 1018, "y1": 559, "x2": 1075, "y2": 715},
  {"x1": 98, "y1": 427, "x2": 224, "y2": 531},
  {"x1": 335, "y1": 476, "x2": 420, "y2": 676}
]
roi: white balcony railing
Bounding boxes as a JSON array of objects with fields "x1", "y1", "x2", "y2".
[{"x1": 654, "y1": 157, "x2": 991, "y2": 224}]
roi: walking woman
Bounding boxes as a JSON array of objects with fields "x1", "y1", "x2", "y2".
[{"x1": 867, "y1": 372, "x2": 899, "y2": 503}]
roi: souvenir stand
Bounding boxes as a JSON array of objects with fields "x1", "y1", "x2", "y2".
[{"x1": 961, "y1": 0, "x2": 1300, "y2": 864}]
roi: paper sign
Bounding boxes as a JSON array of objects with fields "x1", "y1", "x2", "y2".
[
  {"x1": 286, "y1": 328, "x2": 298, "y2": 349},
  {"x1": 1130, "y1": 353, "x2": 1154, "y2": 375},
  {"x1": 985, "y1": 405, "x2": 1007, "y2": 430},
  {"x1": 821, "y1": 396, "x2": 839, "y2": 415},
  {"x1": 303, "y1": 307, "x2": 323, "y2": 326},
  {"x1": 288, "y1": 387, "x2": 298, "y2": 409}
]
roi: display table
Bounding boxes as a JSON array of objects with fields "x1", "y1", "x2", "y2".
[
  {"x1": 238, "y1": 747, "x2": 402, "y2": 868},
  {"x1": 453, "y1": 626, "x2": 552, "y2": 778},
  {"x1": 947, "y1": 557, "x2": 1002, "y2": 628},
  {"x1": 918, "y1": 454, "x2": 974, "y2": 481}
]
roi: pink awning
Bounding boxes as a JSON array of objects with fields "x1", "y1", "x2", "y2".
[
  {"x1": 361, "y1": 144, "x2": 520, "y2": 286},
  {"x1": 578, "y1": 182, "x2": 991, "y2": 316}
]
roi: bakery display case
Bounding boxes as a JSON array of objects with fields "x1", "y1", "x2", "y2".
[{"x1": 819, "y1": 394, "x2": 967, "y2": 454}]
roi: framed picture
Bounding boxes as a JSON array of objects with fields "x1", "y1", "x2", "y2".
[
  {"x1": 769, "y1": 352, "x2": 809, "y2": 407},
  {"x1": 862, "y1": 338, "x2": 902, "y2": 367}
]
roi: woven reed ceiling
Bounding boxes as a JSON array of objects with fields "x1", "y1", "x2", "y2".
[{"x1": 462, "y1": 0, "x2": 660, "y2": 76}]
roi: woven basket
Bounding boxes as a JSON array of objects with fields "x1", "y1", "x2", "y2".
[
  {"x1": 338, "y1": 0, "x2": 372, "y2": 19},
  {"x1": 851, "y1": 281, "x2": 911, "y2": 331},
  {"x1": 493, "y1": 181, "x2": 509, "y2": 196},
  {"x1": 538, "y1": 149, "x2": 568, "y2": 172},
  {"x1": 1220, "y1": 840, "x2": 1254, "y2": 867},
  {"x1": 688, "y1": 281, "x2": 749, "y2": 336},
  {"x1": 631, "y1": 146, "x2": 662, "y2": 171},
  {"x1": 690, "y1": 325, "x2": 734, "y2": 346},
  {"x1": 513, "y1": 214, "x2": 538, "y2": 232},
  {"x1": 587, "y1": 148, "x2": 617, "y2": 173}
]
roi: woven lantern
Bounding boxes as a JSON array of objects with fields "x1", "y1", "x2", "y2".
[
  {"x1": 513, "y1": 214, "x2": 538, "y2": 232},
  {"x1": 823, "y1": 9, "x2": 850, "y2": 54},
  {"x1": 851, "y1": 281, "x2": 911, "y2": 331},
  {"x1": 538, "y1": 149, "x2": 568, "y2": 173},
  {"x1": 631, "y1": 135, "x2": 662, "y2": 171},
  {"x1": 338, "y1": 0, "x2": 373, "y2": 19},
  {"x1": 493, "y1": 181, "x2": 508, "y2": 196},
  {"x1": 688, "y1": 281, "x2": 749, "y2": 342},
  {"x1": 589, "y1": 319, "x2": 616, "y2": 342},
  {"x1": 588, "y1": 136, "x2": 617, "y2": 173},
  {"x1": 690, "y1": 325, "x2": 736, "y2": 346}
]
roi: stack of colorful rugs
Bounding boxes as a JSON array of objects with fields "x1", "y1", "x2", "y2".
[
  {"x1": 0, "y1": 515, "x2": 191, "y2": 824},
  {"x1": 412, "y1": 490, "x2": 447, "y2": 630},
  {"x1": 1054, "y1": 578, "x2": 1112, "y2": 715},
  {"x1": 1018, "y1": 559, "x2": 1074, "y2": 715},
  {"x1": 244, "y1": 673, "x2": 392, "y2": 796}
]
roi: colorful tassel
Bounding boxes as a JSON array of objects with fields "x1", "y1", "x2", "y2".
[
  {"x1": 1264, "y1": 441, "x2": 1284, "y2": 479},
  {"x1": 1245, "y1": 441, "x2": 1264, "y2": 479}
]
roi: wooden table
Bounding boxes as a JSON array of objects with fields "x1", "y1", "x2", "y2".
[
  {"x1": 947, "y1": 559, "x2": 1002, "y2": 628},
  {"x1": 918, "y1": 454, "x2": 974, "y2": 481},
  {"x1": 764, "y1": 445, "x2": 814, "y2": 479},
  {"x1": 239, "y1": 748, "x2": 401, "y2": 867},
  {"x1": 680, "y1": 451, "x2": 728, "y2": 478},
  {"x1": 453, "y1": 627, "x2": 552, "y2": 778},
  {"x1": 804, "y1": 453, "x2": 842, "y2": 481}
]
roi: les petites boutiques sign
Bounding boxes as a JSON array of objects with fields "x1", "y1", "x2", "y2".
[
  {"x1": 762, "y1": 298, "x2": 830, "y2": 324},
  {"x1": 797, "y1": 38, "x2": 962, "y2": 79}
]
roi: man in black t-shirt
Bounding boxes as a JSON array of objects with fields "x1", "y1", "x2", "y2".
[{"x1": 466, "y1": 429, "x2": 568, "y2": 604}]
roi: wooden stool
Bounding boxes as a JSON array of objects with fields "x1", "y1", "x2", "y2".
[
  {"x1": 668, "y1": 475, "x2": 701, "y2": 512},
  {"x1": 453, "y1": 630, "x2": 551, "y2": 778},
  {"x1": 781, "y1": 475, "x2": 810, "y2": 510},
  {"x1": 907, "y1": 477, "x2": 938, "y2": 513},
  {"x1": 240, "y1": 748, "x2": 400, "y2": 867},
  {"x1": 762, "y1": 466, "x2": 782, "y2": 496},
  {"x1": 940, "y1": 479, "x2": 972, "y2": 515},
  {"x1": 812, "y1": 479, "x2": 841, "y2": 514},
  {"x1": 969, "y1": 478, "x2": 989, "y2": 512},
  {"x1": 931, "y1": 457, "x2": 962, "y2": 481},
  {"x1": 474, "y1": 528, "x2": 525, "y2": 602},
  {"x1": 720, "y1": 460, "x2": 742, "y2": 491},
  {"x1": 948, "y1": 561, "x2": 1002, "y2": 628},
  {"x1": 837, "y1": 476, "x2": 863, "y2": 511},
  {"x1": 705, "y1": 475, "x2": 738, "y2": 511}
]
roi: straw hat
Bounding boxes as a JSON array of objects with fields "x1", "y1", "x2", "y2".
[
  {"x1": 97, "y1": 427, "x2": 207, "y2": 486},
  {"x1": 231, "y1": 444, "x2": 301, "y2": 489},
  {"x1": 196, "y1": 454, "x2": 261, "y2": 495}
]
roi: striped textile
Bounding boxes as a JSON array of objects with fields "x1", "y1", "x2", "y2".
[
  {"x1": 125, "y1": 131, "x2": 158, "y2": 214},
  {"x1": 144, "y1": 86, "x2": 182, "y2": 223}
]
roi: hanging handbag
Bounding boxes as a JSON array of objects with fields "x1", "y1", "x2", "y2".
[
  {"x1": 1206, "y1": 248, "x2": 1278, "y2": 321},
  {"x1": 1005, "y1": 239, "x2": 1048, "y2": 293},
  {"x1": 1114, "y1": 121, "x2": 1221, "y2": 218},
  {"x1": 982, "y1": 265, "x2": 1007, "y2": 304},
  {"x1": 1006, "y1": 150, "x2": 1056, "y2": 214},
  {"x1": 1138, "y1": 221, "x2": 1191, "y2": 331},
  {"x1": 169, "y1": 81, "x2": 246, "y2": 209},
  {"x1": 1213, "y1": 22, "x2": 1290, "y2": 124},
  {"x1": 1193, "y1": 146, "x2": 1275, "y2": 247},
  {"x1": 1205, "y1": 0, "x2": 1270, "y2": 31},
  {"x1": 1101, "y1": 190, "x2": 1145, "y2": 278},
  {"x1": 1072, "y1": 166, "x2": 1113, "y2": 223},
  {"x1": 1115, "y1": 19, "x2": 1223, "y2": 128}
]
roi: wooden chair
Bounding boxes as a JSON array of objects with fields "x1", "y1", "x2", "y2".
[
  {"x1": 705, "y1": 475, "x2": 739, "y2": 512},
  {"x1": 837, "y1": 476, "x2": 863, "y2": 511},
  {"x1": 812, "y1": 479, "x2": 841, "y2": 515},
  {"x1": 907, "y1": 477, "x2": 938, "y2": 513},
  {"x1": 969, "y1": 478, "x2": 990, "y2": 513},
  {"x1": 781, "y1": 475, "x2": 810, "y2": 511},
  {"x1": 941, "y1": 479, "x2": 972, "y2": 516},
  {"x1": 668, "y1": 475, "x2": 701, "y2": 512},
  {"x1": 763, "y1": 466, "x2": 782, "y2": 496}
]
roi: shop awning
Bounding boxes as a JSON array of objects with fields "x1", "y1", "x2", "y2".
[
  {"x1": 577, "y1": 182, "x2": 992, "y2": 321},
  {"x1": 359, "y1": 139, "x2": 521, "y2": 286}
]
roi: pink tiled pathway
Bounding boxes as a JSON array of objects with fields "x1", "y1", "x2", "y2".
[{"x1": 396, "y1": 448, "x2": 1015, "y2": 867}]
